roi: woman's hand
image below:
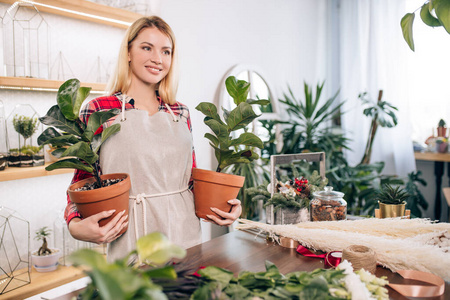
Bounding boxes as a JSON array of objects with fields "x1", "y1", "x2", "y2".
[
  {"x1": 68, "y1": 210, "x2": 128, "y2": 244},
  {"x1": 206, "y1": 199, "x2": 242, "y2": 226}
]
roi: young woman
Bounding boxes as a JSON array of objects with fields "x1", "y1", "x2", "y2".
[{"x1": 65, "y1": 16, "x2": 242, "y2": 261}]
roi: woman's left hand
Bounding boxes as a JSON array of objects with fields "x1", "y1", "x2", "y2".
[{"x1": 206, "y1": 199, "x2": 242, "y2": 226}]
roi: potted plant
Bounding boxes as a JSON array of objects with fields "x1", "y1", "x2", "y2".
[
  {"x1": 437, "y1": 119, "x2": 447, "y2": 137},
  {"x1": 37, "y1": 78, "x2": 131, "y2": 233},
  {"x1": 377, "y1": 184, "x2": 409, "y2": 218},
  {"x1": 31, "y1": 226, "x2": 61, "y2": 272},
  {"x1": 193, "y1": 76, "x2": 269, "y2": 219},
  {"x1": 9, "y1": 114, "x2": 44, "y2": 167}
]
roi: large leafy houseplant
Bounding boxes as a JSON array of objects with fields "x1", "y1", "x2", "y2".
[
  {"x1": 192, "y1": 76, "x2": 269, "y2": 219},
  {"x1": 38, "y1": 78, "x2": 131, "y2": 231},
  {"x1": 38, "y1": 78, "x2": 121, "y2": 188}
]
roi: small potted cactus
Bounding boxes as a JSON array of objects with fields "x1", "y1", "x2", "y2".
[{"x1": 377, "y1": 184, "x2": 409, "y2": 218}]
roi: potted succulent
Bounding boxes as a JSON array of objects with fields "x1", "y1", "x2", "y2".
[
  {"x1": 377, "y1": 184, "x2": 409, "y2": 218},
  {"x1": 437, "y1": 119, "x2": 447, "y2": 137},
  {"x1": 31, "y1": 226, "x2": 61, "y2": 272},
  {"x1": 193, "y1": 76, "x2": 269, "y2": 219},
  {"x1": 38, "y1": 78, "x2": 131, "y2": 233}
]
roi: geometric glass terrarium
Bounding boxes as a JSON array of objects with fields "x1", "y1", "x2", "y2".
[
  {"x1": 0, "y1": 100, "x2": 8, "y2": 171},
  {"x1": 6, "y1": 104, "x2": 44, "y2": 167},
  {"x1": 3, "y1": 1, "x2": 50, "y2": 78},
  {"x1": 0, "y1": 206, "x2": 31, "y2": 295}
]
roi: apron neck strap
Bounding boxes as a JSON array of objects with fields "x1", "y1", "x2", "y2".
[{"x1": 120, "y1": 94, "x2": 179, "y2": 123}]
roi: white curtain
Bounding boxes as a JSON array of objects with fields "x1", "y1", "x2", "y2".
[{"x1": 338, "y1": 0, "x2": 416, "y2": 177}]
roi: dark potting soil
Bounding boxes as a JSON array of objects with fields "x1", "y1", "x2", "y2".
[{"x1": 75, "y1": 178, "x2": 124, "y2": 191}]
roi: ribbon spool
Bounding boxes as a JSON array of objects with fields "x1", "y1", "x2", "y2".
[{"x1": 342, "y1": 245, "x2": 377, "y2": 274}]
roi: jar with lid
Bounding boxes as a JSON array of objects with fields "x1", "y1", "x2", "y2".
[{"x1": 310, "y1": 186, "x2": 347, "y2": 221}]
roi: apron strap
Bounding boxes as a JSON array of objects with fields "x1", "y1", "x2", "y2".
[
  {"x1": 129, "y1": 186, "x2": 189, "y2": 238},
  {"x1": 120, "y1": 95, "x2": 178, "y2": 123},
  {"x1": 165, "y1": 103, "x2": 179, "y2": 122}
]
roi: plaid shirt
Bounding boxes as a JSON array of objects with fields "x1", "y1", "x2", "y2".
[{"x1": 64, "y1": 93, "x2": 197, "y2": 224}]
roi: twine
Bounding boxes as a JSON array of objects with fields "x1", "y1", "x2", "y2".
[{"x1": 342, "y1": 245, "x2": 377, "y2": 274}]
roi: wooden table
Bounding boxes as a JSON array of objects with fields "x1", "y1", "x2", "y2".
[
  {"x1": 176, "y1": 230, "x2": 449, "y2": 300},
  {"x1": 415, "y1": 152, "x2": 450, "y2": 221}
]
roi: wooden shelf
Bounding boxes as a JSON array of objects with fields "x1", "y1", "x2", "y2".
[
  {"x1": 0, "y1": 163, "x2": 73, "y2": 182},
  {"x1": 0, "y1": 0, "x2": 142, "y2": 29},
  {"x1": 0, "y1": 76, "x2": 106, "y2": 93},
  {"x1": 414, "y1": 151, "x2": 450, "y2": 163},
  {"x1": 0, "y1": 265, "x2": 86, "y2": 300}
]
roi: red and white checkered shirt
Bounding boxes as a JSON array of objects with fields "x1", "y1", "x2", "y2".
[{"x1": 64, "y1": 93, "x2": 197, "y2": 224}]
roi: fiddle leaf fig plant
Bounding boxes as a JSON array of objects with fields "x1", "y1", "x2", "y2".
[
  {"x1": 195, "y1": 76, "x2": 270, "y2": 172},
  {"x1": 37, "y1": 78, "x2": 121, "y2": 188}
]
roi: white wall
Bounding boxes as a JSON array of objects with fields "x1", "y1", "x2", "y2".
[{"x1": 0, "y1": 0, "x2": 325, "y2": 253}]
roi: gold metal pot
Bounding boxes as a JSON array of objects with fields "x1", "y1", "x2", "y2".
[{"x1": 378, "y1": 201, "x2": 406, "y2": 218}]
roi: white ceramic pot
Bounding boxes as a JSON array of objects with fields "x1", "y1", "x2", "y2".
[{"x1": 31, "y1": 249, "x2": 61, "y2": 272}]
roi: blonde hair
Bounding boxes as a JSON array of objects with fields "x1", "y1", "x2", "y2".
[{"x1": 106, "y1": 16, "x2": 179, "y2": 104}]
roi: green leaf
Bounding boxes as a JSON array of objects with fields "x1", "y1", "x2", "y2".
[
  {"x1": 57, "y1": 79, "x2": 80, "y2": 121},
  {"x1": 90, "y1": 269, "x2": 126, "y2": 300},
  {"x1": 144, "y1": 266, "x2": 177, "y2": 279},
  {"x1": 69, "y1": 248, "x2": 108, "y2": 270},
  {"x1": 198, "y1": 266, "x2": 234, "y2": 286},
  {"x1": 229, "y1": 132, "x2": 263, "y2": 149},
  {"x1": 195, "y1": 102, "x2": 223, "y2": 124},
  {"x1": 225, "y1": 76, "x2": 251, "y2": 105},
  {"x1": 73, "y1": 86, "x2": 91, "y2": 118},
  {"x1": 226, "y1": 102, "x2": 260, "y2": 132},
  {"x1": 435, "y1": 0, "x2": 450, "y2": 34},
  {"x1": 41, "y1": 134, "x2": 80, "y2": 148},
  {"x1": 39, "y1": 105, "x2": 83, "y2": 137},
  {"x1": 246, "y1": 99, "x2": 270, "y2": 106},
  {"x1": 204, "y1": 133, "x2": 219, "y2": 147},
  {"x1": 84, "y1": 109, "x2": 120, "y2": 142},
  {"x1": 204, "y1": 118, "x2": 229, "y2": 141},
  {"x1": 136, "y1": 232, "x2": 186, "y2": 265},
  {"x1": 37, "y1": 127, "x2": 61, "y2": 146},
  {"x1": 401, "y1": 13, "x2": 415, "y2": 51},
  {"x1": 420, "y1": 2, "x2": 441, "y2": 27},
  {"x1": 92, "y1": 123, "x2": 121, "y2": 154},
  {"x1": 45, "y1": 158, "x2": 93, "y2": 173},
  {"x1": 61, "y1": 142, "x2": 98, "y2": 165}
]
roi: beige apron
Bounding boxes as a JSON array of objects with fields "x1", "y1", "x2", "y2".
[{"x1": 100, "y1": 96, "x2": 201, "y2": 262}]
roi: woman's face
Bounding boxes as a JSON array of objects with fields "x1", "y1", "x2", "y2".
[{"x1": 128, "y1": 27, "x2": 172, "y2": 88}]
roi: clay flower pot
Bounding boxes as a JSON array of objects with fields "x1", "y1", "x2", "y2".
[
  {"x1": 192, "y1": 168, "x2": 245, "y2": 219},
  {"x1": 437, "y1": 126, "x2": 447, "y2": 137},
  {"x1": 68, "y1": 173, "x2": 131, "y2": 235}
]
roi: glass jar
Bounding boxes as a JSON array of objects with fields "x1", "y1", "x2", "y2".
[{"x1": 310, "y1": 186, "x2": 347, "y2": 221}]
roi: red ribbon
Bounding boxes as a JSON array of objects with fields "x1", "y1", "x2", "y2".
[{"x1": 296, "y1": 245, "x2": 342, "y2": 268}]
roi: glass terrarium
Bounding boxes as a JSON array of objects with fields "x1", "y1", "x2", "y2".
[
  {"x1": 2, "y1": 1, "x2": 50, "y2": 78},
  {"x1": 0, "y1": 100, "x2": 8, "y2": 171},
  {"x1": 6, "y1": 104, "x2": 44, "y2": 167},
  {"x1": 0, "y1": 206, "x2": 31, "y2": 295}
]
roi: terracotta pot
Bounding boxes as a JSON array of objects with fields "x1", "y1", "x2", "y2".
[
  {"x1": 192, "y1": 168, "x2": 245, "y2": 219},
  {"x1": 378, "y1": 201, "x2": 406, "y2": 218},
  {"x1": 437, "y1": 126, "x2": 447, "y2": 137},
  {"x1": 68, "y1": 173, "x2": 131, "y2": 235}
]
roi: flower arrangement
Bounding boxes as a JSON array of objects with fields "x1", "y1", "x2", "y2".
[{"x1": 245, "y1": 170, "x2": 328, "y2": 211}]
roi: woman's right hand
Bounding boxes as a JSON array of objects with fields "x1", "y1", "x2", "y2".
[{"x1": 68, "y1": 210, "x2": 128, "y2": 244}]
